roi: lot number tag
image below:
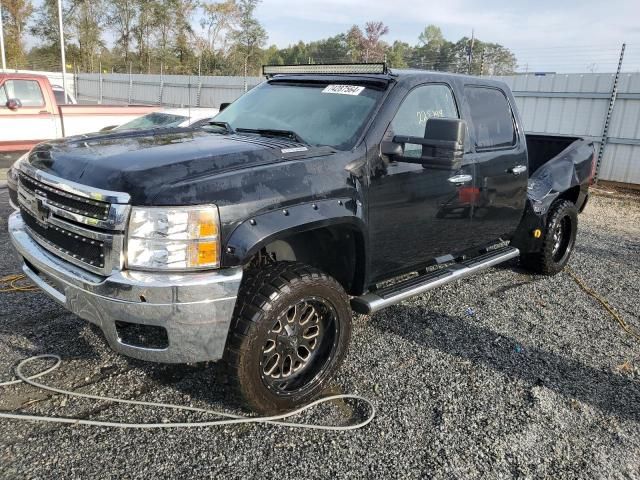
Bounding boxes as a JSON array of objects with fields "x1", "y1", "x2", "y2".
[{"x1": 322, "y1": 85, "x2": 365, "y2": 96}]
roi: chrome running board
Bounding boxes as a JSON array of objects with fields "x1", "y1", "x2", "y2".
[{"x1": 351, "y1": 246, "x2": 520, "y2": 314}]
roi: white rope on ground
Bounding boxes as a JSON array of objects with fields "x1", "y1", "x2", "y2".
[{"x1": 0, "y1": 355, "x2": 375, "y2": 431}]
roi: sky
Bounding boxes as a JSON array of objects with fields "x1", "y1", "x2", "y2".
[
  {"x1": 18, "y1": 0, "x2": 640, "y2": 73},
  {"x1": 253, "y1": 0, "x2": 640, "y2": 73}
]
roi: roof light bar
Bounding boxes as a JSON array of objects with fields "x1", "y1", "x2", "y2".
[{"x1": 263, "y1": 63, "x2": 388, "y2": 77}]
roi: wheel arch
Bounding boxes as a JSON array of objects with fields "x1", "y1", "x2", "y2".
[{"x1": 223, "y1": 198, "x2": 368, "y2": 295}]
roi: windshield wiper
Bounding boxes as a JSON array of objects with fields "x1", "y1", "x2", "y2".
[
  {"x1": 204, "y1": 121, "x2": 235, "y2": 134},
  {"x1": 235, "y1": 128, "x2": 309, "y2": 145}
]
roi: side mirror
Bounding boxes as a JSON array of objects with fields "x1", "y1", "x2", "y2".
[
  {"x1": 393, "y1": 118, "x2": 467, "y2": 169},
  {"x1": 6, "y1": 98, "x2": 22, "y2": 111},
  {"x1": 219, "y1": 102, "x2": 231, "y2": 112},
  {"x1": 381, "y1": 140, "x2": 404, "y2": 157}
]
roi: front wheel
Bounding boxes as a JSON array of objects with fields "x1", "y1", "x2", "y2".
[
  {"x1": 224, "y1": 262, "x2": 352, "y2": 414},
  {"x1": 520, "y1": 199, "x2": 578, "y2": 275}
]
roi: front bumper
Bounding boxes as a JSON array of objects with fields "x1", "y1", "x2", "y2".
[{"x1": 8, "y1": 212, "x2": 243, "y2": 363}]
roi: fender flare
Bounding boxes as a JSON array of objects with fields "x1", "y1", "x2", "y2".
[{"x1": 222, "y1": 197, "x2": 367, "y2": 267}]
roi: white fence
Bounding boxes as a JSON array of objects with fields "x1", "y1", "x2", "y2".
[
  {"x1": 76, "y1": 73, "x2": 263, "y2": 109},
  {"x1": 76, "y1": 71, "x2": 640, "y2": 186}
]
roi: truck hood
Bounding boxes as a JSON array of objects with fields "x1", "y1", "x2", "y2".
[{"x1": 25, "y1": 129, "x2": 325, "y2": 204}]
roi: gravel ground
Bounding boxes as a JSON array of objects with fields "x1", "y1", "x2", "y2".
[{"x1": 0, "y1": 188, "x2": 639, "y2": 479}]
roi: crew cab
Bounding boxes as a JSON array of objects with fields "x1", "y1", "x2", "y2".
[
  {"x1": 0, "y1": 73, "x2": 158, "y2": 153},
  {"x1": 7, "y1": 64, "x2": 595, "y2": 414}
]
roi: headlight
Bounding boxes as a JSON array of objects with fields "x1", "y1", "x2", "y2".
[
  {"x1": 8, "y1": 153, "x2": 28, "y2": 187},
  {"x1": 126, "y1": 205, "x2": 220, "y2": 270}
]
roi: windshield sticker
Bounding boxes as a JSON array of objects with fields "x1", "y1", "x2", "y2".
[
  {"x1": 281, "y1": 147, "x2": 309, "y2": 153},
  {"x1": 322, "y1": 85, "x2": 365, "y2": 96}
]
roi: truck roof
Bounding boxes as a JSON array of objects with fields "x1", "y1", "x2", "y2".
[
  {"x1": 392, "y1": 68, "x2": 510, "y2": 88},
  {"x1": 0, "y1": 72, "x2": 49, "y2": 82},
  {"x1": 266, "y1": 67, "x2": 510, "y2": 90}
]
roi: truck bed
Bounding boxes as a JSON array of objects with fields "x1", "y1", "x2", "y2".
[
  {"x1": 525, "y1": 133, "x2": 595, "y2": 213},
  {"x1": 525, "y1": 134, "x2": 584, "y2": 175}
]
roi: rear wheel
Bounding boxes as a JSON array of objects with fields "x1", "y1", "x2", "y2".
[
  {"x1": 224, "y1": 262, "x2": 352, "y2": 414},
  {"x1": 520, "y1": 199, "x2": 578, "y2": 275}
]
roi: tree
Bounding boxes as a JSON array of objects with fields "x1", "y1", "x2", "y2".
[
  {"x1": 412, "y1": 25, "x2": 451, "y2": 71},
  {"x1": 1, "y1": 0, "x2": 34, "y2": 68},
  {"x1": 418, "y1": 25, "x2": 444, "y2": 48},
  {"x1": 229, "y1": 0, "x2": 267, "y2": 78},
  {"x1": 385, "y1": 41, "x2": 410, "y2": 68},
  {"x1": 67, "y1": 0, "x2": 105, "y2": 72},
  {"x1": 345, "y1": 25, "x2": 363, "y2": 62},
  {"x1": 478, "y1": 42, "x2": 517, "y2": 75},
  {"x1": 200, "y1": 0, "x2": 238, "y2": 54},
  {"x1": 361, "y1": 21, "x2": 388, "y2": 61},
  {"x1": 172, "y1": 0, "x2": 199, "y2": 72},
  {"x1": 343, "y1": 22, "x2": 389, "y2": 63},
  {"x1": 308, "y1": 34, "x2": 349, "y2": 63},
  {"x1": 28, "y1": 0, "x2": 71, "y2": 69},
  {"x1": 448, "y1": 37, "x2": 516, "y2": 75},
  {"x1": 106, "y1": 0, "x2": 137, "y2": 64}
]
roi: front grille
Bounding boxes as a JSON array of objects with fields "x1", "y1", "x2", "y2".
[
  {"x1": 21, "y1": 208, "x2": 106, "y2": 268},
  {"x1": 19, "y1": 174, "x2": 110, "y2": 220},
  {"x1": 16, "y1": 168, "x2": 129, "y2": 276}
]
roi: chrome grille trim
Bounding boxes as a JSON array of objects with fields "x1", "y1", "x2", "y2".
[
  {"x1": 20, "y1": 160, "x2": 130, "y2": 204},
  {"x1": 16, "y1": 166, "x2": 129, "y2": 276},
  {"x1": 18, "y1": 171, "x2": 130, "y2": 231},
  {"x1": 20, "y1": 221, "x2": 123, "y2": 276}
]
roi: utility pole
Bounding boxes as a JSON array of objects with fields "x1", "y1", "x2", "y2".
[
  {"x1": 196, "y1": 57, "x2": 202, "y2": 107},
  {"x1": 0, "y1": 0, "x2": 7, "y2": 71},
  {"x1": 467, "y1": 29, "x2": 475, "y2": 74},
  {"x1": 128, "y1": 62, "x2": 133, "y2": 104},
  {"x1": 594, "y1": 43, "x2": 626, "y2": 183},
  {"x1": 57, "y1": 0, "x2": 68, "y2": 98},
  {"x1": 243, "y1": 53, "x2": 248, "y2": 93}
]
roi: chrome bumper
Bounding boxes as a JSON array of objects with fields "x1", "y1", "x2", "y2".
[{"x1": 8, "y1": 212, "x2": 243, "y2": 363}]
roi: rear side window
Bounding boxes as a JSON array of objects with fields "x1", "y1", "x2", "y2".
[
  {"x1": 3, "y1": 80, "x2": 45, "y2": 107},
  {"x1": 53, "y1": 89, "x2": 67, "y2": 105},
  {"x1": 0, "y1": 85, "x2": 7, "y2": 105},
  {"x1": 465, "y1": 86, "x2": 516, "y2": 149}
]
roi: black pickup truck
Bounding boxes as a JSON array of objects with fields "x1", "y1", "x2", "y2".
[{"x1": 7, "y1": 64, "x2": 595, "y2": 413}]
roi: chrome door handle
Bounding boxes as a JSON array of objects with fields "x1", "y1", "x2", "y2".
[
  {"x1": 510, "y1": 165, "x2": 527, "y2": 176},
  {"x1": 447, "y1": 174, "x2": 473, "y2": 185}
]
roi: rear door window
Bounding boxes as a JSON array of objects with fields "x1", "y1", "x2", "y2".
[
  {"x1": 3, "y1": 80, "x2": 46, "y2": 107},
  {"x1": 465, "y1": 86, "x2": 516, "y2": 149}
]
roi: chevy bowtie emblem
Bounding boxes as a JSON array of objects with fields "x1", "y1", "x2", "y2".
[{"x1": 35, "y1": 197, "x2": 51, "y2": 225}]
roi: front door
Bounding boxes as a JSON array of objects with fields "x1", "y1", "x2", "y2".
[
  {"x1": 368, "y1": 83, "x2": 477, "y2": 282},
  {"x1": 0, "y1": 79, "x2": 58, "y2": 146}
]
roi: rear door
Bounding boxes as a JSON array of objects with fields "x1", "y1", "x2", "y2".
[
  {"x1": 0, "y1": 79, "x2": 58, "y2": 145},
  {"x1": 368, "y1": 83, "x2": 476, "y2": 281},
  {"x1": 463, "y1": 86, "x2": 527, "y2": 244}
]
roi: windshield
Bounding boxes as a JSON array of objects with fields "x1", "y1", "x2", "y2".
[
  {"x1": 213, "y1": 82, "x2": 383, "y2": 150},
  {"x1": 115, "y1": 112, "x2": 188, "y2": 131}
]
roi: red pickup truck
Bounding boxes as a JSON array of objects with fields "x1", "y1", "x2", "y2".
[{"x1": 0, "y1": 73, "x2": 158, "y2": 154}]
